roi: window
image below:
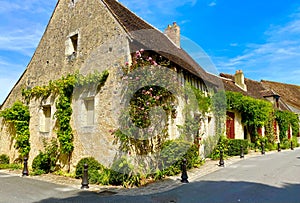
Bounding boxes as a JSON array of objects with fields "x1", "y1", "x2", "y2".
[
  {"x1": 65, "y1": 32, "x2": 79, "y2": 59},
  {"x1": 40, "y1": 105, "x2": 51, "y2": 132},
  {"x1": 70, "y1": 34, "x2": 78, "y2": 53},
  {"x1": 85, "y1": 99, "x2": 94, "y2": 126}
]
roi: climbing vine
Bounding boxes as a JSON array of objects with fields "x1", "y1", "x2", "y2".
[
  {"x1": 226, "y1": 91, "x2": 274, "y2": 140},
  {"x1": 275, "y1": 110, "x2": 299, "y2": 140},
  {"x1": 226, "y1": 91, "x2": 273, "y2": 127},
  {"x1": 22, "y1": 70, "x2": 109, "y2": 156},
  {"x1": 113, "y1": 49, "x2": 178, "y2": 156},
  {"x1": 0, "y1": 101, "x2": 30, "y2": 158}
]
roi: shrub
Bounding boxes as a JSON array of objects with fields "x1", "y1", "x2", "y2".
[
  {"x1": 0, "y1": 154, "x2": 9, "y2": 164},
  {"x1": 280, "y1": 138, "x2": 290, "y2": 149},
  {"x1": 292, "y1": 136, "x2": 299, "y2": 148},
  {"x1": 75, "y1": 157, "x2": 103, "y2": 177},
  {"x1": 32, "y1": 138, "x2": 59, "y2": 174},
  {"x1": 227, "y1": 139, "x2": 249, "y2": 156},
  {"x1": 160, "y1": 140, "x2": 202, "y2": 176},
  {"x1": 32, "y1": 152, "x2": 51, "y2": 174},
  {"x1": 210, "y1": 137, "x2": 250, "y2": 158},
  {"x1": 109, "y1": 157, "x2": 139, "y2": 187},
  {"x1": 209, "y1": 136, "x2": 229, "y2": 160}
]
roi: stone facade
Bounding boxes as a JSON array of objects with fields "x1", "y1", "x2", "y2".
[{"x1": 0, "y1": 0, "x2": 215, "y2": 171}]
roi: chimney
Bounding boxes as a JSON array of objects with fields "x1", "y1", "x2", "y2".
[
  {"x1": 234, "y1": 70, "x2": 247, "y2": 91},
  {"x1": 164, "y1": 22, "x2": 180, "y2": 47}
]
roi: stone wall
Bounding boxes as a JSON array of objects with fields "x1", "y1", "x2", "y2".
[{"x1": 0, "y1": 0, "x2": 129, "y2": 166}]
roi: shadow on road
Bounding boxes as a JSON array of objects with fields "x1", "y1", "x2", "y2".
[{"x1": 37, "y1": 180, "x2": 300, "y2": 203}]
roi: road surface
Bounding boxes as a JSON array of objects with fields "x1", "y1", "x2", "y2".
[{"x1": 1, "y1": 148, "x2": 300, "y2": 202}]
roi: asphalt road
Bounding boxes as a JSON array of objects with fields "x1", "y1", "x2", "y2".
[{"x1": 1, "y1": 148, "x2": 300, "y2": 203}]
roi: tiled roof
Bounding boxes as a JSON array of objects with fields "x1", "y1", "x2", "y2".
[
  {"x1": 102, "y1": 0, "x2": 218, "y2": 86},
  {"x1": 220, "y1": 73, "x2": 268, "y2": 100},
  {"x1": 261, "y1": 80, "x2": 300, "y2": 111}
]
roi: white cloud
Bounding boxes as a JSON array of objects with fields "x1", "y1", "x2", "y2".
[
  {"x1": 216, "y1": 8, "x2": 300, "y2": 84},
  {"x1": 0, "y1": 28, "x2": 44, "y2": 56},
  {"x1": 230, "y1": 43, "x2": 238, "y2": 47},
  {"x1": 0, "y1": 1, "x2": 56, "y2": 104},
  {"x1": 0, "y1": 0, "x2": 56, "y2": 13},
  {"x1": 208, "y1": 2, "x2": 216, "y2": 7}
]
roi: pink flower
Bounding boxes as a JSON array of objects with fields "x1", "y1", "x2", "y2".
[
  {"x1": 135, "y1": 76, "x2": 140, "y2": 80},
  {"x1": 148, "y1": 127, "x2": 154, "y2": 133},
  {"x1": 125, "y1": 62, "x2": 129, "y2": 66},
  {"x1": 152, "y1": 61, "x2": 158, "y2": 66},
  {"x1": 147, "y1": 57, "x2": 152, "y2": 61},
  {"x1": 149, "y1": 87, "x2": 153, "y2": 91},
  {"x1": 135, "y1": 51, "x2": 141, "y2": 58},
  {"x1": 140, "y1": 48, "x2": 144, "y2": 53}
]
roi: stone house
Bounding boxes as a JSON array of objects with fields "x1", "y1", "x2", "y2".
[
  {"x1": 220, "y1": 70, "x2": 298, "y2": 142},
  {"x1": 0, "y1": 0, "x2": 220, "y2": 170}
]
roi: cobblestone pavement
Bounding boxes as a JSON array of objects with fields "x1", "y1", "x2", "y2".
[{"x1": 0, "y1": 150, "x2": 272, "y2": 197}]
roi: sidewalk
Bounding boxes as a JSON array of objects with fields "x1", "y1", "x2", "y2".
[{"x1": 0, "y1": 149, "x2": 276, "y2": 197}]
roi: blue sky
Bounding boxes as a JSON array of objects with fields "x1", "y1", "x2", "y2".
[{"x1": 0, "y1": 0, "x2": 300, "y2": 104}]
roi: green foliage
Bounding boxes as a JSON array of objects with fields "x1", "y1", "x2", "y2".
[
  {"x1": 0, "y1": 101, "x2": 30, "y2": 158},
  {"x1": 75, "y1": 157, "x2": 140, "y2": 187},
  {"x1": 160, "y1": 140, "x2": 202, "y2": 176},
  {"x1": 178, "y1": 83, "x2": 211, "y2": 142},
  {"x1": 129, "y1": 85, "x2": 176, "y2": 129},
  {"x1": 0, "y1": 154, "x2": 9, "y2": 164},
  {"x1": 275, "y1": 110, "x2": 299, "y2": 141},
  {"x1": 209, "y1": 136, "x2": 229, "y2": 160},
  {"x1": 0, "y1": 163, "x2": 22, "y2": 170},
  {"x1": 227, "y1": 139, "x2": 249, "y2": 156},
  {"x1": 191, "y1": 85, "x2": 211, "y2": 115},
  {"x1": 75, "y1": 157, "x2": 104, "y2": 179},
  {"x1": 32, "y1": 138, "x2": 59, "y2": 174},
  {"x1": 114, "y1": 50, "x2": 180, "y2": 157},
  {"x1": 22, "y1": 70, "x2": 109, "y2": 157},
  {"x1": 209, "y1": 137, "x2": 249, "y2": 159},
  {"x1": 292, "y1": 136, "x2": 299, "y2": 148},
  {"x1": 226, "y1": 91, "x2": 273, "y2": 128},
  {"x1": 109, "y1": 157, "x2": 141, "y2": 187},
  {"x1": 280, "y1": 138, "x2": 290, "y2": 149},
  {"x1": 211, "y1": 91, "x2": 227, "y2": 136}
]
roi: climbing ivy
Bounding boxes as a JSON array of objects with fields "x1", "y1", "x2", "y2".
[
  {"x1": 22, "y1": 70, "x2": 109, "y2": 156},
  {"x1": 275, "y1": 110, "x2": 299, "y2": 141},
  {"x1": 226, "y1": 91, "x2": 274, "y2": 141},
  {"x1": 0, "y1": 101, "x2": 30, "y2": 158},
  {"x1": 226, "y1": 91, "x2": 273, "y2": 127}
]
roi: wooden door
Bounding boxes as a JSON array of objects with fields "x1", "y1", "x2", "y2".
[{"x1": 226, "y1": 112, "x2": 235, "y2": 139}]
